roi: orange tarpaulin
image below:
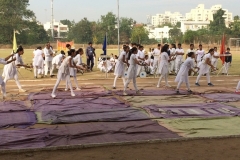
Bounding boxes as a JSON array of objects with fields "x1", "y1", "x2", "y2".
[
  {"x1": 220, "y1": 34, "x2": 226, "y2": 65},
  {"x1": 57, "y1": 40, "x2": 74, "y2": 52}
]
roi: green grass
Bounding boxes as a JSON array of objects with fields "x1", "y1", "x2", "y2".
[{"x1": 0, "y1": 49, "x2": 239, "y2": 79}]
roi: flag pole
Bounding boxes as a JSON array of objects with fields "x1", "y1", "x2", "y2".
[{"x1": 117, "y1": 0, "x2": 120, "y2": 56}]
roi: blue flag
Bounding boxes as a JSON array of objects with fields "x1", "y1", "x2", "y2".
[{"x1": 102, "y1": 34, "x2": 107, "y2": 55}]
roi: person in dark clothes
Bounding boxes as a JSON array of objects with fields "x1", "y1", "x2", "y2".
[
  {"x1": 222, "y1": 47, "x2": 232, "y2": 75},
  {"x1": 85, "y1": 42, "x2": 96, "y2": 71}
]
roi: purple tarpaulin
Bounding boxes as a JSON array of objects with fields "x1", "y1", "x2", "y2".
[
  {"x1": 0, "y1": 128, "x2": 48, "y2": 150},
  {"x1": 0, "y1": 101, "x2": 31, "y2": 112},
  {"x1": 0, "y1": 111, "x2": 37, "y2": 129},
  {"x1": 142, "y1": 103, "x2": 240, "y2": 119},
  {"x1": 112, "y1": 89, "x2": 191, "y2": 96},
  {"x1": 45, "y1": 120, "x2": 180, "y2": 147},
  {"x1": 28, "y1": 85, "x2": 111, "y2": 100},
  {"x1": 201, "y1": 93, "x2": 240, "y2": 102},
  {"x1": 33, "y1": 98, "x2": 150, "y2": 124}
]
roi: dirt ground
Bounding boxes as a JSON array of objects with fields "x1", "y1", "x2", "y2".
[{"x1": 1, "y1": 73, "x2": 240, "y2": 160}]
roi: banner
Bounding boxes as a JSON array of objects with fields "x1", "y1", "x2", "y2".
[
  {"x1": 57, "y1": 40, "x2": 74, "y2": 51},
  {"x1": 13, "y1": 30, "x2": 17, "y2": 53},
  {"x1": 220, "y1": 34, "x2": 225, "y2": 65}
]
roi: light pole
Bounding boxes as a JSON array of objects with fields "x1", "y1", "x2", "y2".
[
  {"x1": 51, "y1": 0, "x2": 54, "y2": 39},
  {"x1": 117, "y1": 0, "x2": 120, "y2": 55}
]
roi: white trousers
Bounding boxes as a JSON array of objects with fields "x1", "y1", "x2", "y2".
[
  {"x1": 157, "y1": 73, "x2": 169, "y2": 86},
  {"x1": 4, "y1": 74, "x2": 22, "y2": 90},
  {"x1": 52, "y1": 75, "x2": 74, "y2": 95},
  {"x1": 1, "y1": 82, "x2": 6, "y2": 96},
  {"x1": 136, "y1": 65, "x2": 144, "y2": 76},
  {"x1": 222, "y1": 62, "x2": 230, "y2": 74},
  {"x1": 212, "y1": 60, "x2": 218, "y2": 68},
  {"x1": 45, "y1": 61, "x2": 53, "y2": 76},
  {"x1": 151, "y1": 59, "x2": 159, "y2": 74},
  {"x1": 196, "y1": 72, "x2": 211, "y2": 84},
  {"x1": 169, "y1": 61, "x2": 175, "y2": 72},
  {"x1": 113, "y1": 75, "x2": 126, "y2": 87},
  {"x1": 124, "y1": 77, "x2": 138, "y2": 92},
  {"x1": 175, "y1": 60, "x2": 182, "y2": 74},
  {"x1": 177, "y1": 80, "x2": 190, "y2": 90}
]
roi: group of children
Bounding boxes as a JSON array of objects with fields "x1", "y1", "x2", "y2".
[{"x1": 111, "y1": 42, "x2": 239, "y2": 95}]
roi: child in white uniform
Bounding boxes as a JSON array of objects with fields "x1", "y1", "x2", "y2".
[
  {"x1": 169, "y1": 44, "x2": 176, "y2": 74},
  {"x1": 0, "y1": 54, "x2": 16, "y2": 98},
  {"x1": 195, "y1": 44, "x2": 205, "y2": 66},
  {"x1": 195, "y1": 49, "x2": 215, "y2": 87},
  {"x1": 123, "y1": 47, "x2": 146, "y2": 95},
  {"x1": 151, "y1": 44, "x2": 161, "y2": 74},
  {"x1": 157, "y1": 44, "x2": 172, "y2": 88},
  {"x1": 175, "y1": 43, "x2": 185, "y2": 74},
  {"x1": 52, "y1": 50, "x2": 65, "y2": 73},
  {"x1": 51, "y1": 49, "x2": 82, "y2": 98},
  {"x1": 175, "y1": 52, "x2": 198, "y2": 94},
  {"x1": 2, "y1": 46, "x2": 32, "y2": 92},
  {"x1": 33, "y1": 47, "x2": 44, "y2": 78},
  {"x1": 113, "y1": 46, "x2": 129, "y2": 89}
]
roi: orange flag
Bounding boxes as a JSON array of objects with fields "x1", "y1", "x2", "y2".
[{"x1": 220, "y1": 34, "x2": 225, "y2": 64}]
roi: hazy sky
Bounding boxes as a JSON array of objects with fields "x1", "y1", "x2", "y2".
[{"x1": 28, "y1": 0, "x2": 239, "y2": 23}]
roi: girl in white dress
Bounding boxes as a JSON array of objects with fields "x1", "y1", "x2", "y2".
[
  {"x1": 113, "y1": 46, "x2": 129, "y2": 89},
  {"x1": 51, "y1": 50, "x2": 65, "y2": 74},
  {"x1": 175, "y1": 52, "x2": 198, "y2": 94},
  {"x1": 123, "y1": 47, "x2": 146, "y2": 95},
  {"x1": 51, "y1": 49, "x2": 82, "y2": 98},
  {"x1": 157, "y1": 44, "x2": 172, "y2": 88},
  {"x1": 0, "y1": 54, "x2": 16, "y2": 98},
  {"x1": 33, "y1": 47, "x2": 44, "y2": 79},
  {"x1": 169, "y1": 44, "x2": 176, "y2": 73},
  {"x1": 68, "y1": 49, "x2": 85, "y2": 91},
  {"x1": 2, "y1": 46, "x2": 32, "y2": 92},
  {"x1": 195, "y1": 49, "x2": 215, "y2": 86}
]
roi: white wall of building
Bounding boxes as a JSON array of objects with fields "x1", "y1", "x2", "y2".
[
  {"x1": 181, "y1": 21, "x2": 210, "y2": 33},
  {"x1": 151, "y1": 11, "x2": 185, "y2": 27},
  {"x1": 186, "y1": 4, "x2": 233, "y2": 27},
  {"x1": 146, "y1": 26, "x2": 172, "y2": 41},
  {"x1": 43, "y1": 19, "x2": 69, "y2": 38}
]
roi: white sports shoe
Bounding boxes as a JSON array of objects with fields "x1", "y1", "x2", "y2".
[
  {"x1": 19, "y1": 89, "x2": 26, "y2": 93},
  {"x1": 76, "y1": 88, "x2": 81, "y2": 91},
  {"x1": 157, "y1": 85, "x2": 160, "y2": 88},
  {"x1": 71, "y1": 92, "x2": 76, "y2": 97},
  {"x1": 123, "y1": 92, "x2": 128, "y2": 96},
  {"x1": 51, "y1": 94, "x2": 56, "y2": 98},
  {"x1": 65, "y1": 88, "x2": 68, "y2": 91}
]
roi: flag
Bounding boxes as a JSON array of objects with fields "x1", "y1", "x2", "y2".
[
  {"x1": 102, "y1": 34, "x2": 107, "y2": 55},
  {"x1": 13, "y1": 30, "x2": 17, "y2": 53},
  {"x1": 220, "y1": 34, "x2": 226, "y2": 64}
]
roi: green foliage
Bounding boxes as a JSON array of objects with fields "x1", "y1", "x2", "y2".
[
  {"x1": 131, "y1": 26, "x2": 149, "y2": 44},
  {"x1": 169, "y1": 27, "x2": 183, "y2": 43},
  {"x1": 60, "y1": 19, "x2": 75, "y2": 29},
  {"x1": 229, "y1": 16, "x2": 240, "y2": 37},
  {"x1": 209, "y1": 9, "x2": 227, "y2": 34}
]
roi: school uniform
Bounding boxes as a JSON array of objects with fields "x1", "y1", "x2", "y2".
[
  {"x1": 136, "y1": 50, "x2": 145, "y2": 76},
  {"x1": 175, "y1": 48, "x2": 184, "y2": 74},
  {"x1": 113, "y1": 51, "x2": 127, "y2": 88},
  {"x1": 196, "y1": 53, "x2": 213, "y2": 85},
  {"x1": 212, "y1": 51, "x2": 219, "y2": 68},
  {"x1": 0, "y1": 59, "x2": 8, "y2": 97},
  {"x1": 222, "y1": 51, "x2": 232, "y2": 74},
  {"x1": 2, "y1": 53, "x2": 24, "y2": 91},
  {"x1": 196, "y1": 49, "x2": 205, "y2": 65},
  {"x1": 52, "y1": 54, "x2": 64, "y2": 71},
  {"x1": 33, "y1": 49, "x2": 44, "y2": 78},
  {"x1": 175, "y1": 57, "x2": 195, "y2": 90},
  {"x1": 124, "y1": 54, "x2": 139, "y2": 93},
  {"x1": 169, "y1": 48, "x2": 176, "y2": 73},
  {"x1": 157, "y1": 52, "x2": 170, "y2": 87},
  {"x1": 151, "y1": 48, "x2": 160, "y2": 74},
  {"x1": 51, "y1": 56, "x2": 75, "y2": 98},
  {"x1": 43, "y1": 47, "x2": 54, "y2": 76}
]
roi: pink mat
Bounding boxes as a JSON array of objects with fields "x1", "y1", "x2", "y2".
[{"x1": 201, "y1": 93, "x2": 240, "y2": 102}]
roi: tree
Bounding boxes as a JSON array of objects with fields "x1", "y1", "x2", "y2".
[
  {"x1": 18, "y1": 21, "x2": 49, "y2": 44},
  {"x1": 60, "y1": 19, "x2": 75, "y2": 29},
  {"x1": 67, "y1": 18, "x2": 93, "y2": 43},
  {"x1": 0, "y1": 0, "x2": 35, "y2": 43},
  {"x1": 169, "y1": 27, "x2": 183, "y2": 43},
  {"x1": 209, "y1": 9, "x2": 227, "y2": 34},
  {"x1": 131, "y1": 25, "x2": 149, "y2": 44},
  {"x1": 229, "y1": 15, "x2": 240, "y2": 37},
  {"x1": 183, "y1": 30, "x2": 197, "y2": 44},
  {"x1": 175, "y1": 22, "x2": 181, "y2": 28},
  {"x1": 119, "y1": 17, "x2": 135, "y2": 43}
]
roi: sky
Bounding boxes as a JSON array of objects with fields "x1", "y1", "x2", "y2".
[{"x1": 28, "y1": 0, "x2": 239, "y2": 24}]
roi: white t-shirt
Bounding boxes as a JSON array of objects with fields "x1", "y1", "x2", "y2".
[
  {"x1": 137, "y1": 50, "x2": 145, "y2": 61},
  {"x1": 43, "y1": 47, "x2": 54, "y2": 62},
  {"x1": 196, "y1": 50, "x2": 205, "y2": 61},
  {"x1": 153, "y1": 48, "x2": 161, "y2": 59},
  {"x1": 187, "y1": 49, "x2": 195, "y2": 54},
  {"x1": 212, "y1": 51, "x2": 219, "y2": 62},
  {"x1": 171, "y1": 48, "x2": 176, "y2": 55},
  {"x1": 202, "y1": 53, "x2": 212, "y2": 64},
  {"x1": 175, "y1": 48, "x2": 184, "y2": 61}
]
